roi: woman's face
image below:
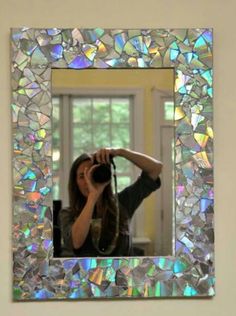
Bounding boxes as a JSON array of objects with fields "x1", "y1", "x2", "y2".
[{"x1": 76, "y1": 160, "x2": 93, "y2": 197}]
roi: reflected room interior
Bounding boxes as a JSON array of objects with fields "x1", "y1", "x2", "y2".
[{"x1": 52, "y1": 68, "x2": 175, "y2": 257}]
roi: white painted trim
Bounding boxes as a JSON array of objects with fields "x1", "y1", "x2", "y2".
[
  {"x1": 152, "y1": 89, "x2": 174, "y2": 255},
  {"x1": 131, "y1": 89, "x2": 145, "y2": 237},
  {"x1": 61, "y1": 95, "x2": 72, "y2": 207}
]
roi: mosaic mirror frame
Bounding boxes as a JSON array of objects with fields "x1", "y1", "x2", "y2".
[{"x1": 11, "y1": 28, "x2": 214, "y2": 300}]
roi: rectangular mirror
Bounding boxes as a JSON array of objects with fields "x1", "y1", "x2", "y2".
[
  {"x1": 11, "y1": 28, "x2": 214, "y2": 300},
  {"x1": 51, "y1": 68, "x2": 174, "y2": 258}
]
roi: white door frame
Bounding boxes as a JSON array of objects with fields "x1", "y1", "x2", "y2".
[{"x1": 153, "y1": 89, "x2": 175, "y2": 256}]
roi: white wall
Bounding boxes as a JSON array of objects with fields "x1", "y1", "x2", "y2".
[{"x1": 1, "y1": 0, "x2": 236, "y2": 315}]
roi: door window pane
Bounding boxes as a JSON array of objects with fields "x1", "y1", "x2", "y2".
[
  {"x1": 164, "y1": 101, "x2": 174, "y2": 121},
  {"x1": 52, "y1": 97, "x2": 60, "y2": 200}
]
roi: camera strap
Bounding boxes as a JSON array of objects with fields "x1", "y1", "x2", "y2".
[
  {"x1": 111, "y1": 158, "x2": 120, "y2": 244},
  {"x1": 91, "y1": 157, "x2": 120, "y2": 256}
]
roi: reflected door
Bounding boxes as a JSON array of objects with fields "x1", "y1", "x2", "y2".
[
  {"x1": 154, "y1": 91, "x2": 174, "y2": 256},
  {"x1": 161, "y1": 125, "x2": 174, "y2": 255}
]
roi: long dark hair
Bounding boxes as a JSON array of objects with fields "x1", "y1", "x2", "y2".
[
  {"x1": 68, "y1": 153, "x2": 91, "y2": 215},
  {"x1": 68, "y1": 153, "x2": 119, "y2": 250}
]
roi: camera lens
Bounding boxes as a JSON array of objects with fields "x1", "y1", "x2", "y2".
[{"x1": 92, "y1": 164, "x2": 112, "y2": 183}]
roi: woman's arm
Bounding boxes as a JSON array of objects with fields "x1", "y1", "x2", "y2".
[
  {"x1": 71, "y1": 194, "x2": 96, "y2": 249},
  {"x1": 71, "y1": 166, "x2": 109, "y2": 249},
  {"x1": 116, "y1": 148, "x2": 162, "y2": 180},
  {"x1": 94, "y1": 148, "x2": 163, "y2": 180}
]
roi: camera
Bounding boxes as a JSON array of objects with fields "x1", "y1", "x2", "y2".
[{"x1": 92, "y1": 159, "x2": 112, "y2": 183}]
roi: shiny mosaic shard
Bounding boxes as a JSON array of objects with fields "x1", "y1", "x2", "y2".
[{"x1": 11, "y1": 28, "x2": 214, "y2": 300}]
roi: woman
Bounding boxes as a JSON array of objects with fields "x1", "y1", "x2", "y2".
[{"x1": 59, "y1": 148, "x2": 162, "y2": 257}]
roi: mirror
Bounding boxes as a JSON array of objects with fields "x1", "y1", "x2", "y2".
[
  {"x1": 11, "y1": 28, "x2": 214, "y2": 300},
  {"x1": 51, "y1": 68, "x2": 174, "y2": 257}
]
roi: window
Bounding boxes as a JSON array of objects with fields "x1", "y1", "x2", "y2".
[{"x1": 52, "y1": 94, "x2": 135, "y2": 205}]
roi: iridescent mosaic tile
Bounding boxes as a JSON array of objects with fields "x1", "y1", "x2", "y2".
[{"x1": 11, "y1": 28, "x2": 214, "y2": 300}]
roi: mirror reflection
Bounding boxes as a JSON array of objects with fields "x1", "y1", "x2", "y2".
[{"x1": 52, "y1": 69, "x2": 174, "y2": 257}]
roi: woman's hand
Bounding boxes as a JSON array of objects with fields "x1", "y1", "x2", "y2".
[
  {"x1": 93, "y1": 148, "x2": 119, "y2": 164},
  {"x1": 93, "y1": 147, "x2": 162, "y2": 180},
  {"x1": 84, "y1": 165, "x2": 110, "y2": 201},
  {"x1": 71, "y1": 164, "x2": 110, "y2": 250}
]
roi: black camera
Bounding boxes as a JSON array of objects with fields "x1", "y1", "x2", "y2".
[{"x1": 92, "y1": 159, "x2": 112, "y2": 183}]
